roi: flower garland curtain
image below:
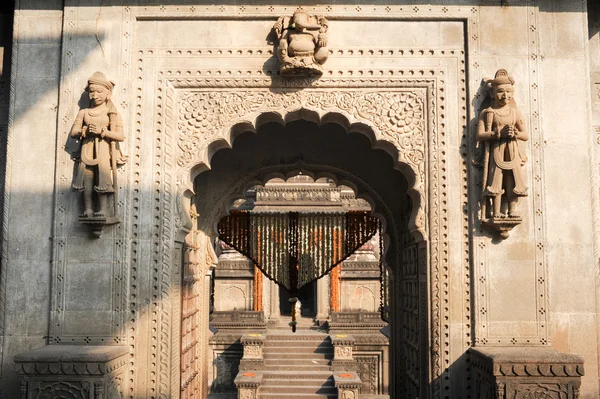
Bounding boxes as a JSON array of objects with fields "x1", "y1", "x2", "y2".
[{"x1": 217, "y1": 211, "x2": 380, "y2": 330}]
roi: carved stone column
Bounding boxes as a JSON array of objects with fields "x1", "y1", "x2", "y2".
[
  {"x1": 331, "y1": 334, "x2": 357, "y2": 372},
  {"x1": 316, "y1": 273, "x2": 330, "y2": 321},
  {"x1": 239, "y1": 333, "x2": 265, "y2": 371},
  {"x1": 333, "y1": 372, "x2": 361, "y2": 399},
  {"x1": 269, "y1": 279, "x2": 280, "y2": 322},
  {"x1": 14, "y1": 345, "x2": 128, "y2": 399},
  {"x1": 471, "y1": 347, "x2": 584, "y2": 399}
]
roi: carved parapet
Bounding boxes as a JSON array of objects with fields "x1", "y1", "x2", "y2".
[
  {"x1": 14, "y1": 345, "x2": 128, "y2": 399},
  {"x1": 240, "y1": 333, "x2": 265, "y2": 371},
  {"x1": 234, "y1": 371, "x2": 262, "y2": 399},
  {"x1": 329, "y1": 311, "x2": 388, "y2": 333},
  {"x1": 210, "y1": 310, "x2": 267, "y2": 330},
  {"x1": 470, "y1": 347, "x2": 584, "y2": 399},
  {"x1": 333, "y1": 372, "x2": 362, "y2": 399}
]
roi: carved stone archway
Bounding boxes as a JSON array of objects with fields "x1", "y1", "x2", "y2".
[{"x1": 157, "y1": 76, "x2": 447, "y2": 398}]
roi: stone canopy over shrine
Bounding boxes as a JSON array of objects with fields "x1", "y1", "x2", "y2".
[{"x1": 0, "y1": 1, "x2": 599, "y2": 398}]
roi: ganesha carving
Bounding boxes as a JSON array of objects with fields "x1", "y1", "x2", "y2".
[
  {"x1": 475, "y1": 69, "x2": 528, "y2": 239},
  {"x1": 273, "y1": 11, "x2": 329, "y2": 77}
]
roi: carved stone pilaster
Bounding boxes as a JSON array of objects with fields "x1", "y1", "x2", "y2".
[
  {"x1": 239, "y1": 334, "x2": 265, "y2": 371},
  {"x1": 471, "y1": 347, "x2": 584, "y2": 399},
  {"x1": 13, "y1": 345, "x2": 128, "y2": 399},
  {"x1": 333, "y1": 372, "x2": 362, "y2": 399},
  {"x1": 331, "y1": 334, "x2": 357, "y2": 372}
]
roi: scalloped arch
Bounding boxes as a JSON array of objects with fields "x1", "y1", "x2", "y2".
[{"x1": 179, "y1": 108, "x2": 426, "y2": 241}]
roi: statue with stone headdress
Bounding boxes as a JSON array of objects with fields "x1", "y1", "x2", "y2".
[
  {"x1": 71, "y1": 72, "x2": 127, "y2": 224},
  {"x1": 475, "y1": 69, "x2": 528, "y2": 238}
]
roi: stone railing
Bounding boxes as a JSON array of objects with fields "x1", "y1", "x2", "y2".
[
  {"x1": 14, "y1": 345, "x2": 128, "y2": 399},
  {"x1": 210, "y1": 310, "x2": 266, "y2": 330},
  {"x1": 471, "y1": 347, "x2": 584, "y2": 399}
]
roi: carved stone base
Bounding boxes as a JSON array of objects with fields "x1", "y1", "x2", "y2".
[
  {"x1": 481, "y1": 216, "x2": 522, "y2": 239},
  {"x1": 234, "y1": 371, "x2": 262, "y2": 399},
  {"x1": 333, "y1": 372, "x2": 361, "y2": 399},
  {"x1": 471, "y1": 347, "x2": 584, "y2": 399},
  {"x1": 280, "y1": 59, "x2": 323, "y2": 77},
  {"x1": 14, "y1": 345, "x2": 128, "y2": 399},
  {"x1": 78, "y1": 216, "x2": 121, "y2": 238}
]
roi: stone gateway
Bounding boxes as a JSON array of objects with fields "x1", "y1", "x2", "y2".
[{"x1": 0, "y1": 1, "x2": 599, "y2": 399}]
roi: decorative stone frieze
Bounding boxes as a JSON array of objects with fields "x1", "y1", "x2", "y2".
[
  {"x1": 475, "y1": 69, "x2": 528, "y2": 239},
  {"x1": 273, "y1": 11, "x2": 329, "y2": 76},
  {"x1": 14, "y1": 345, "x2": 128, "y2": 399},
  {"x1": 471, "y1": 347, "x2": 584, "y2": 399}
]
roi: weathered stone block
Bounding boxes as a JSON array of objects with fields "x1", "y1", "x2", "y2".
[
  {"x1": 14, "y1": 345, "x2": 128, "y2": 399},
  {"x1": 471, "y1": 347, "x2": 584, "y2": 399}
]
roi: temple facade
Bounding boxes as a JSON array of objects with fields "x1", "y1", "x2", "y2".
[{"x1": 0, "y1": 1, "x2": 599, "y2": 398}]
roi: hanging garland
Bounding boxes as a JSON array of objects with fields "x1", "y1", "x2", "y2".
[{"x1": 218, "y1": 211, "x2": 380, "y2": 331}]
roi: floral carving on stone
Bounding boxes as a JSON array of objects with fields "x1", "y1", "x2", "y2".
[{"x1": 177, "y1": 90, "x2": 426, "y2": 178}]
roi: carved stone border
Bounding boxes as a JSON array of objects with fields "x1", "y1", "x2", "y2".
[
  {"x1": 48, "y1": 4, "x2": 476, "y2": 399},
  {"x1": 161, "y1": 75, "x2": 445, "y2": 399}
]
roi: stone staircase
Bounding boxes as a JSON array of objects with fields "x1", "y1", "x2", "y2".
[{"x1": 259, "y1": 323, "x2": 336, "y2": 399}]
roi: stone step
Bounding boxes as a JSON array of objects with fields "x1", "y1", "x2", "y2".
[
  {"x1": 265, "y1": 368, "x2": 329, "y2": 372},
  {"x1": 264, "y1": 345, "x2": 332, "y2": 353},
  {"x1": 261, "y1": 370, "x2": 333, "y2": 379},
  {"x1": 264, "y1": 352, "x2": 332, "y2": 360},
  {"x1": 261, "y1": 385, "x2": 337, "y2": 394},
  {"x1": 263, "y1": 377, "x2": 334, "y2": 387},
  {"x1": 261, "y1": 396, "x2": 335, "y2": 399},
  {"x1": 264, "y1": 358, "x2": 330, "y2": 366},
  {"x1": 266, "y1": 335, "x2": 329, "y2": 341}
]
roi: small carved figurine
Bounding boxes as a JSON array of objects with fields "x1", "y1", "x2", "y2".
[
  {"x1": 71, "y1": 72, "x2": 126, "y2": 232},
  {"x1": 273, "y1": 11, "x2": 329, "y2": 77},
  {"x1": 476, "y1": 69, "x2": 528, "y2": 238}
]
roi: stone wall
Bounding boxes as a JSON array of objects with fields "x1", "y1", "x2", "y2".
[{"x1": 0, "y1": 1, "x2": 597, "y2": 398}]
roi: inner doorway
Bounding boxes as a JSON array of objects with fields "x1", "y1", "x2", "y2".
[
  {"x1": 185, "y1": 119, "x2": 424, "y2": 398},
  {"x1": 279, "y1": 280, "x2": 317, "y2": 317}
]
